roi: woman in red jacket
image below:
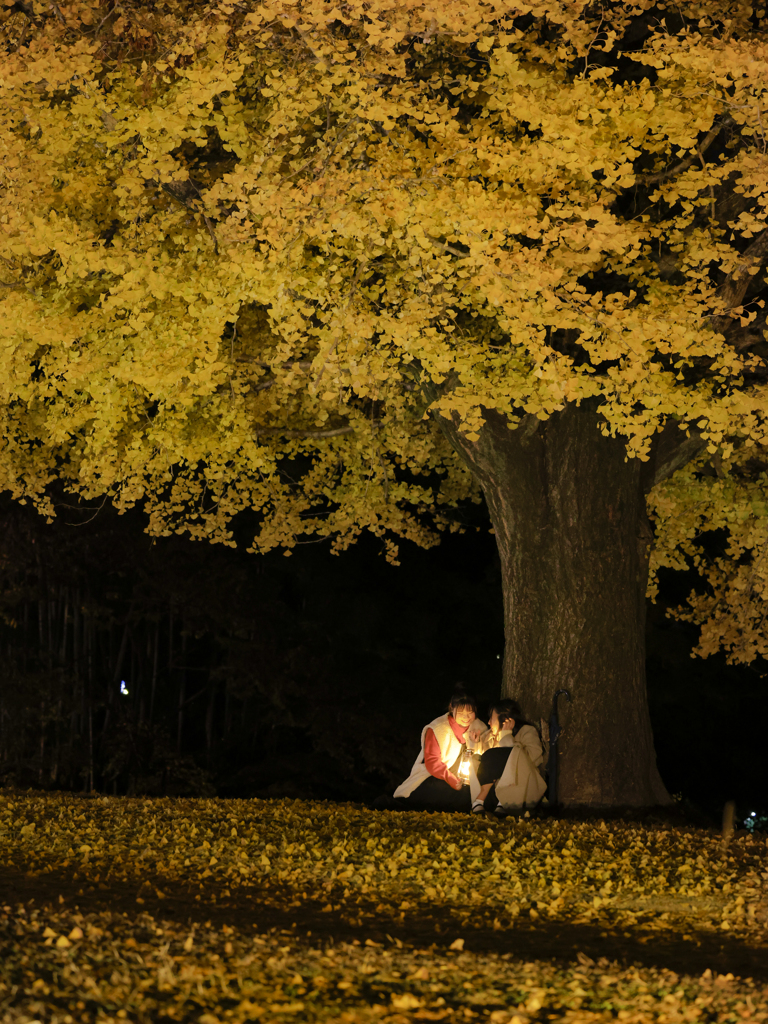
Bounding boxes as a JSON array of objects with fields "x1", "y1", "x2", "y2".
[{"x1": 393, "y1": 691, "x2": 487, "y2": 811}]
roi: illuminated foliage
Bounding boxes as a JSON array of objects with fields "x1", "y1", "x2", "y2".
[
  {"x1": 649, "y1": 452, "x2": 768, "y2": 663},
  {"x1": 1, "y1": 0, "x2": 767, "y2": 657}
]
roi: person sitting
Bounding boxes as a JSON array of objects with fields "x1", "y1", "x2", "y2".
[
  {"x1": 471, "y1": 700, "x2": 517, "y2": 810},
  {"x1": 472, "y1": 699, "x2": 546, "y2": 815},
  {"x1": 393, "y1": 690, "x2": 487, "y2": 812}
]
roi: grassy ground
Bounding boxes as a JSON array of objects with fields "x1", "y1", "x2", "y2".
[{"x1": 1, "y1": 793, "x2": 767, "y2": 1023}]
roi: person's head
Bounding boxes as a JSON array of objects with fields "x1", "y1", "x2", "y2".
[
  {"x1": 448, "y1": 689, "x2": 477, "y2": 728},
  {"x1": 488, "y1": 699, "x2": 522, "y2": 736}
]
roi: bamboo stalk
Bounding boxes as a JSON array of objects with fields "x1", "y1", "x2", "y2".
[
  {"x1": 60, "y1": 589, "x2": 69, "y2": 663},
  {"x1": 150, "y1": 620, "x2": 159, "y2": 724},
  {"x1": 177, "y1": 622, "x2": 187, "y2": 753},
  {"x1": 205, "y1": 680, "x2": 216, "y2": 766}
]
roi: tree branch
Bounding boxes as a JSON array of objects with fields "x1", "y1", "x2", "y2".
[
  {"x1": 7, "y1": 0, "x2": 37, "y2": 19},
  {"x1": 157, "y1": 182, "x2": 219, "y2": 254},
  {"x1": 636, "y1": 122, "x2": 723, "y2": 186},
  {"x1": 254, "y1": 424, "x2": 355, "y2": 439},
  {"x1": 713, "y1": 228, "x2": 768, "y2": 337},
  {"x1": 237, "y1": 358, "x2": 314, "y2": 370},
  {"x1": 641, "y1": 421, "x2": 708, "y2": 493}
]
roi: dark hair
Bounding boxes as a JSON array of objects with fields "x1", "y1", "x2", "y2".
[
  {"x1": 489, "y1": 699, "x2": 530, "y2": 735},
  {"x1": 448, "y1": 689, "x2": 477, "y2": 716}
]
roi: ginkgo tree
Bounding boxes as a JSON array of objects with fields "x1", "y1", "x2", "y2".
[{"x1": 2, "y1": 0, "x2": 768, "y2": 806}]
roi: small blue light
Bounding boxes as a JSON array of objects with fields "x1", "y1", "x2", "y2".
[{"x1": 120, "y1": 681, "x2": 129, "y2": 695}]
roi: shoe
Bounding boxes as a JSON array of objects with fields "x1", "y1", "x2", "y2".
[
  {"x1": 471, "y1": 799, "x2": 485, "y2": 814},
  {"x1": 494, "y1": 805, "x2": 507, "y2": 816}
]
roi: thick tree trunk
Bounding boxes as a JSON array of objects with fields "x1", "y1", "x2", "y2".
[{"x1": 437, "y1": 401, "x2": 670, "y2": 808}]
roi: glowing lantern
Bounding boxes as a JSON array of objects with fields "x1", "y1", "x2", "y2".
[{"x1": 458, "y1": 747, "x2": 472, "y2": 783}]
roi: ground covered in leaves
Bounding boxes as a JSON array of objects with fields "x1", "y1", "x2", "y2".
[{"x1": 1, "y1": 794, "x2": 767, "y2": 1023}]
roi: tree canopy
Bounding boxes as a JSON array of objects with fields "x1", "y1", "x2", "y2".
[{"x1": 2, "y1": 0, "x2": 768, "y2": 662}]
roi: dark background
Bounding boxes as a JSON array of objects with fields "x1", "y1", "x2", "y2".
[{"x1": 0, "y1": 491, "x2": 766, "y2": 828}]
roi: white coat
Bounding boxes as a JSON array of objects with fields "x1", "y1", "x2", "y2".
[
  {"x1": 394, "y1": 713, "x2": 487, "y2": 800},
  {"x1": 495, "y1": 723, "x2": 547, "y2": 810}
]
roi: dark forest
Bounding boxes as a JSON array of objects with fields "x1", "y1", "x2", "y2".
[{"x1": 1, "y1": 493, "x2": 765, "y2": 826}]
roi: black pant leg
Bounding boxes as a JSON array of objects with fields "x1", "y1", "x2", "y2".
[
  {"x1": 477, "y1": 747, "x2": 512, "y2": 786},
  {"x1": 402, "y1": 775, "x2": 472, "y2": 812}
]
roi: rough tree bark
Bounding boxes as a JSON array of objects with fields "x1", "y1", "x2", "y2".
[{"x1": 436, "y1": 399, "x2": 672, "y2": 808}]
